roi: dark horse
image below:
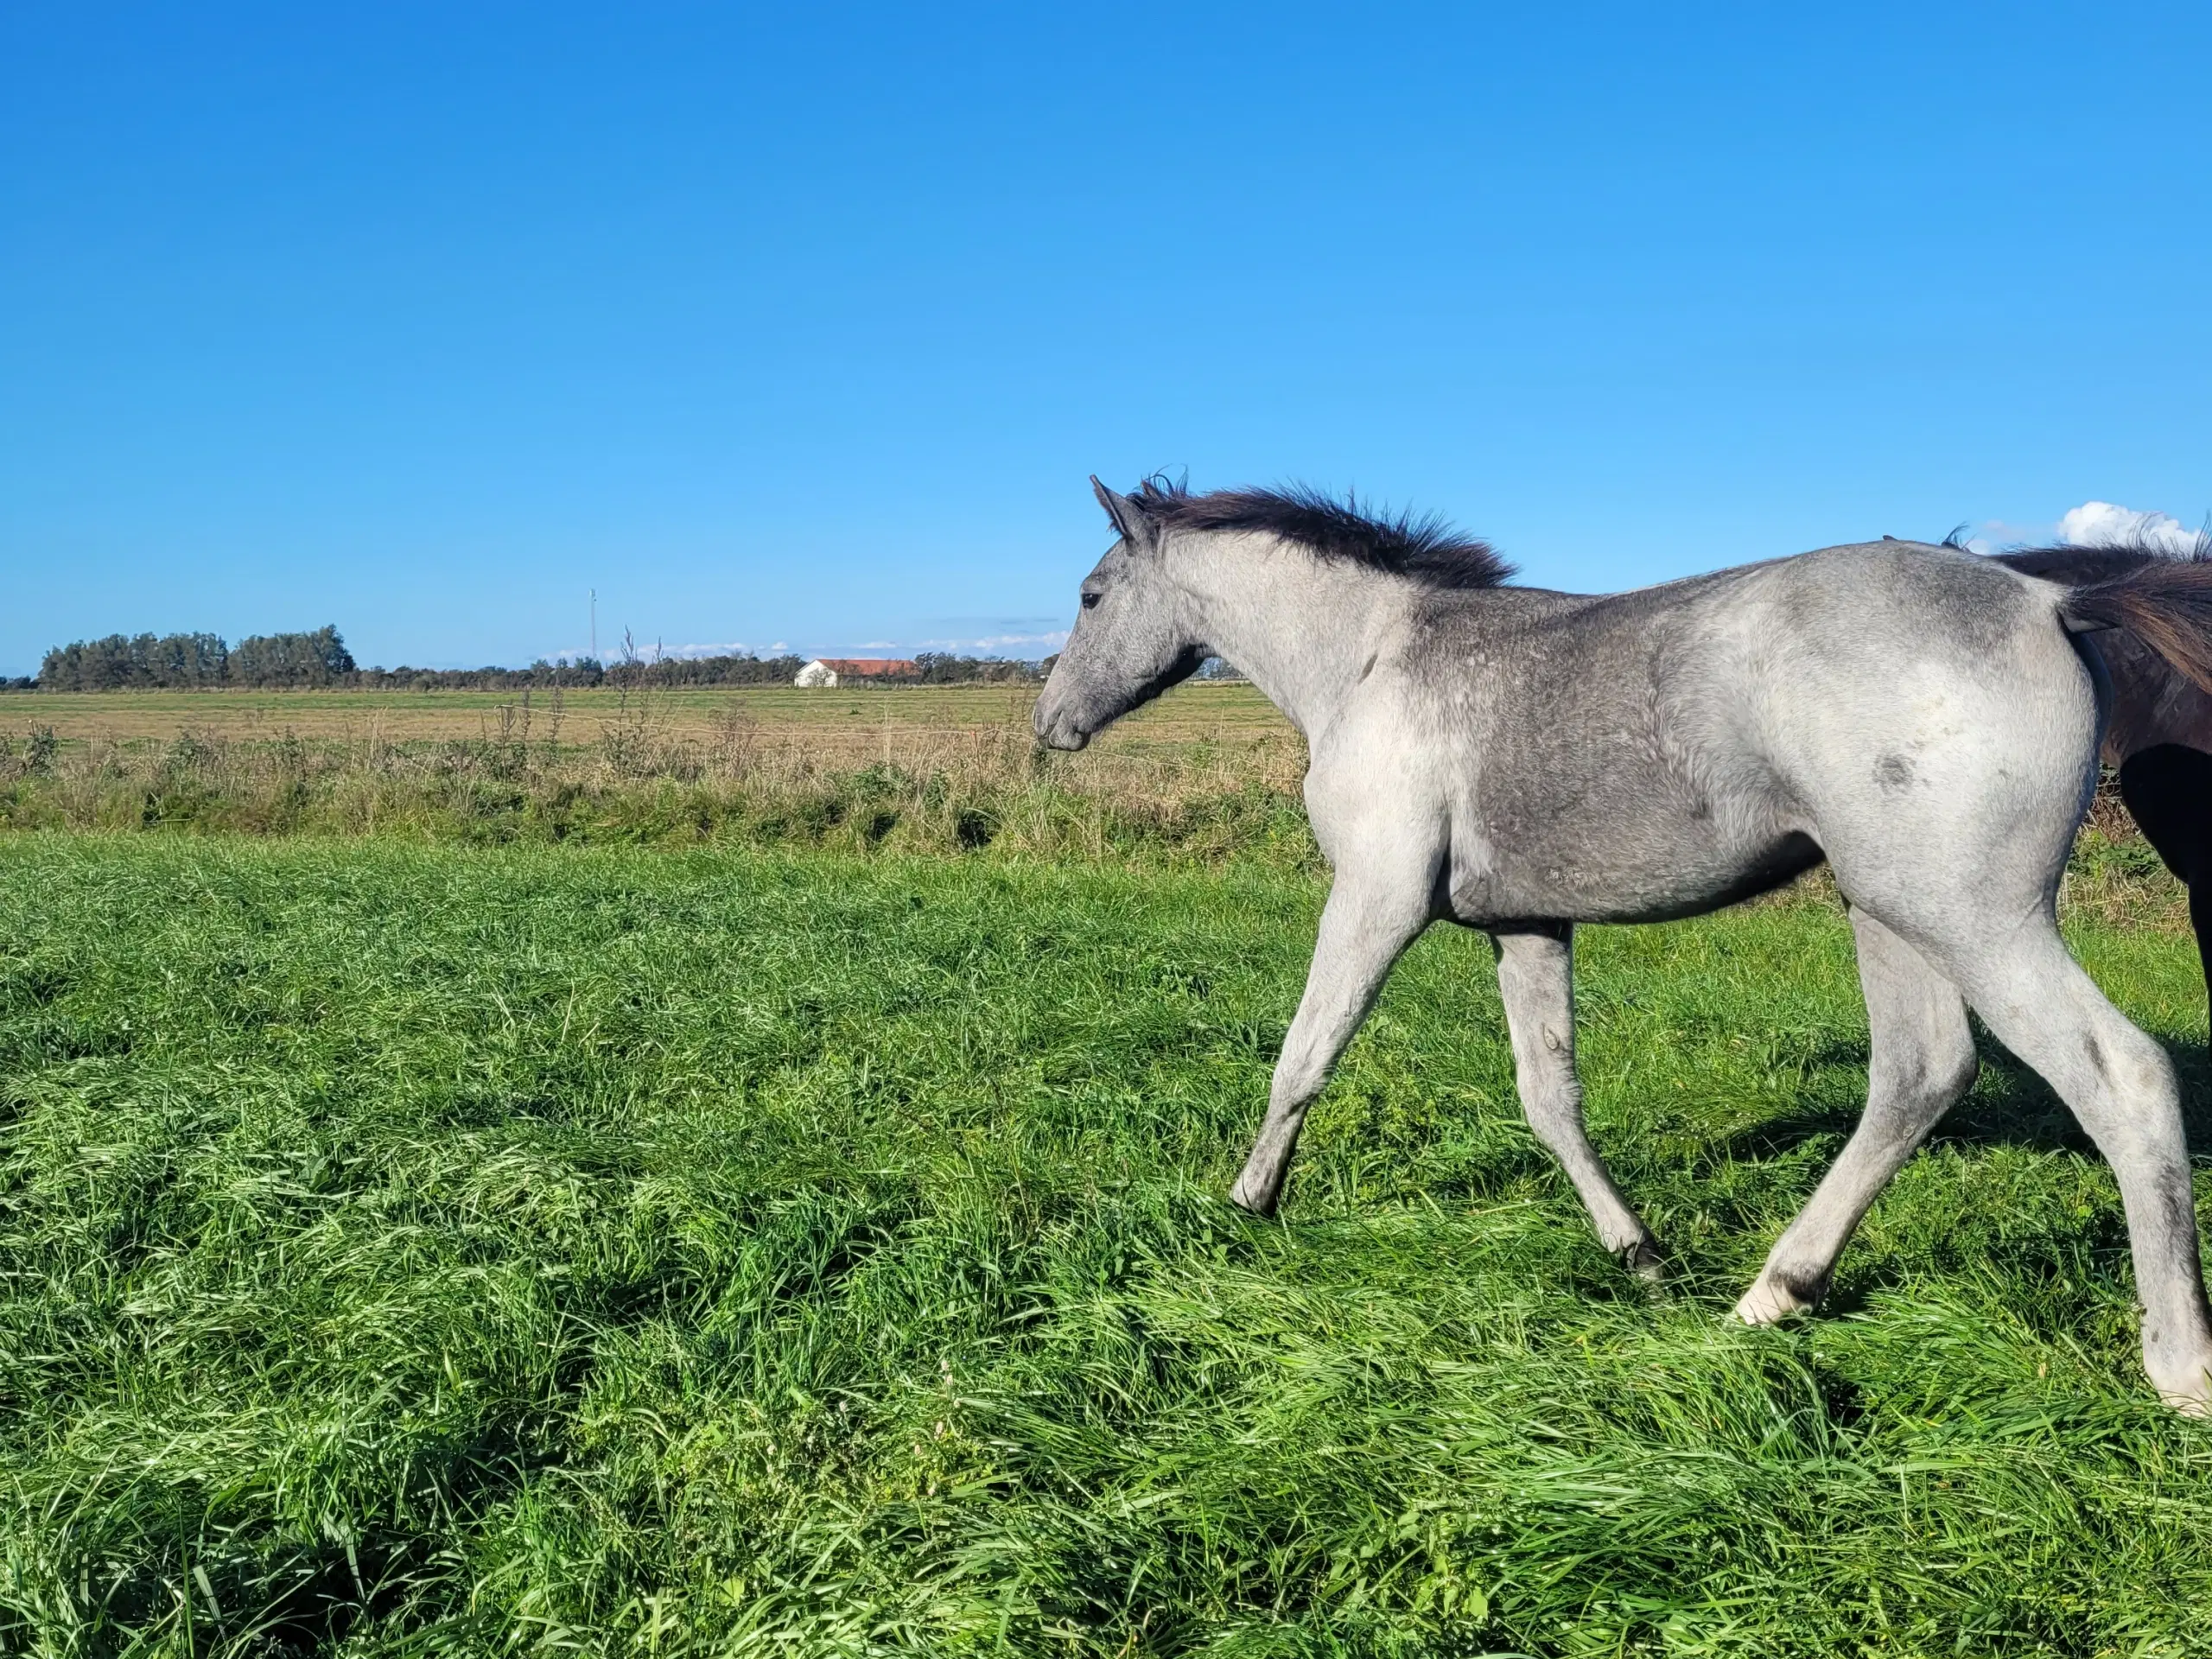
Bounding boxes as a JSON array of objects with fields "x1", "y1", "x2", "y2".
[
  {"x1": 1995, "y1": 537, "x2": 2212, "y2": 1036},
  {"x1": 1036, "y1": 477, "x2": 2212, "y2": 1410}
]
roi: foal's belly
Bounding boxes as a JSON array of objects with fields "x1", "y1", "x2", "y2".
[{"x1": 1445, "y1": 821, "x2": 1823, "y2": 928}]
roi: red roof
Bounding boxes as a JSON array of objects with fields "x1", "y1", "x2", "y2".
[{"x1": 815, "y1": 658, "x2": 916, "y2": 677}]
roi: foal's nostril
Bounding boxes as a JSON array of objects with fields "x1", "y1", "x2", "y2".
[{"x1": 1030, "y1": 694, "x2": 1087, "y2": 752}]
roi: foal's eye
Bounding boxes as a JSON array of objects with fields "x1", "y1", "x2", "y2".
[{"x1": 1081, "y1": 591, "x2": 1102, "y2": 609}]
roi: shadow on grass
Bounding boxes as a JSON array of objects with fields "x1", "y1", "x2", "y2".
[
  {"x1": 1713, "y1": 1031, "x2": 2212, "y2": 1166},
  {"x1": 1651, "y1": 1029, "x2": 2206, "y2": 1323}
]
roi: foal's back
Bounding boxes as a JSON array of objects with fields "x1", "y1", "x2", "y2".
[{"x1": 1380, "y1": 540, "x2": 2088, "y2": 927}]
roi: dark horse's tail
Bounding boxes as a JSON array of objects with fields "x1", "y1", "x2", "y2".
[{"x1": 2056, "y1": 558, "x2": 2212, "y2": 695}]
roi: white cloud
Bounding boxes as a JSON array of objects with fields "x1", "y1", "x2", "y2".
[
  {"x1": 536, "y1": 639, "x2": 789, "y2": 662},
  {"x1": 2058, "y1": 501, "x2": 2203, "y2": 554},
  {"x1": 623, "y1": 640, "x2": 747, "y2": 661},
  {"x1": 915, "y1": 630, "x2": 1070, "y2": 652},
  {"x1": 797, "y1": 631, "x2": 1069, "y2": 656}
]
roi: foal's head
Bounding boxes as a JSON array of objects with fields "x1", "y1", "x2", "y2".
[
  {"x1": 1033, "y1": 474, "x2": 1511, "y2": 750},
  {"x1": 1033, "y1": 478, "x2": 1211, "y2": 752}
]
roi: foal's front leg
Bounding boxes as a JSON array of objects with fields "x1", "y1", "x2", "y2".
[
  {"x1": 1492, "y1": 926, "x2": 1663, "y2": 1277},
  {"x1": 1228, "y1": 874, "x2": 1432, "y2": 1216}
]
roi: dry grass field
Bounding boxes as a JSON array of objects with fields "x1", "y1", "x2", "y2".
[
  {"x1": 0, "y1": 681, "x2": 1316, "y2": 862},
  {"x1": 0, "y1": 681, "x2": 1292, "y2": 766}
]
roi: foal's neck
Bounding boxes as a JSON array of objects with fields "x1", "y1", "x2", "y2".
[{"x1": 1169, "y1": 532, "x2": 1408, "y2": 741}]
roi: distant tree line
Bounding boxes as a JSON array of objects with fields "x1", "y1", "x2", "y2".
[
  {"x1": 35, "y1": 626, "x2": 357, "y2": 690},
  {"x1": 17, "y1": 629, "x2": 1050, "y2": 691},
  {"x1": 601, "y1": 654, "x2": 809, "y2": 689},
  {"x1": 344, "y1": 654, "x2": 815, "y2": 691},
  {"x1": 912, "y1": 653, "x2": 1042, "y2": 683}
]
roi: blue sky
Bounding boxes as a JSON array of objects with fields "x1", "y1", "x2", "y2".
[{"x1": 3, "y1": 3, "x2": 2207, "y2": 676}]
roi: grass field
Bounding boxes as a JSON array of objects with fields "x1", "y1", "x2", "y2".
[{"x1": 5, "y1": 836, "x2": 2211, "y2": 1656}]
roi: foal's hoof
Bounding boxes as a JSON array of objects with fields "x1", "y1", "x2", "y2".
[
  {"x1": 2148, "y1": 1357, "x2": 2212, "y2": 1418},
  {"x1": 1620, "y1": 1239, "x2": 1667, "y2": 1287},
  {"x1": 1732, "y1": 1272, "x2": 1819, "y2": 1326},
  {"x1": 1226, "y1": 1175, "x2": 1278, "y2": 1217}
]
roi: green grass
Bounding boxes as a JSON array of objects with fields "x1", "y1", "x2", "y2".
[{"x1": 3, "y1": 836, "x2": 2211, "y2": 1656}]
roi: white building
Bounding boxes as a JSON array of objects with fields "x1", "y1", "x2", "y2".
[{"x1": 794, "y1": 658, "x2": 917, "y2": 688}]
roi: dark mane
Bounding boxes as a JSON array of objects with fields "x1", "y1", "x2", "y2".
[
  {"x1": 1991, "y1": 531, "x2": 2209, "y2": 587},
  {"x1": 1128, "y1": 478, "x2": 1514, "y2": 589}
]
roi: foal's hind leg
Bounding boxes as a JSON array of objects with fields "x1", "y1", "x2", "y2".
[
  {"x1": 1933, "y1": 923, "x2": 2212, "y2": 1412},
  {"x1": 1493, "y1": 926, "x2": 1662, "y2": 1277},
  {"x1": 1736, "y1": 910, "x2": 1976, "y2": 1325}
]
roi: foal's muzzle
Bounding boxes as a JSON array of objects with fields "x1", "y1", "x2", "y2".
[
  {"x1": 1033, "y1": 711, "x2": 1090, "y2": 752},
  {"x1": 1032, "y1": 689, "x2": 1090, "y2": 752}
]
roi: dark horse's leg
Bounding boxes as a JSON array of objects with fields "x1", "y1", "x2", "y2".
[{"x1": 2118, "y1": 745, "x2": 2212, "y2": 1052}]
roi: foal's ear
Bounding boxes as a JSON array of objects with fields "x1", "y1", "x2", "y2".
[{"x1": 1090, "y1": 476, "x2": 1157, "y2": 552}]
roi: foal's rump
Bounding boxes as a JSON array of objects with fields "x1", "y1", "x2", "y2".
[{"x1": 1749, "y1": 542, "x2": 2102, "y2": 924}]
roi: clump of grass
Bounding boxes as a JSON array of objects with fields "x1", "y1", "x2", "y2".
[
  {"x1": 2062, "y1": 772, "x2": 2193, "y2": 934},
  {"x1": 3, "y1": 837, "x2": 2209, "y2": 1655},
  {"x1": 0, "y1": 725, "x2": 57, "y2": 780}
]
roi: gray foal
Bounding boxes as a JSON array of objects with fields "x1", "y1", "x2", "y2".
[{"x1": 1034, "y1": 475, "x2": 2212, "y2": 1413}]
